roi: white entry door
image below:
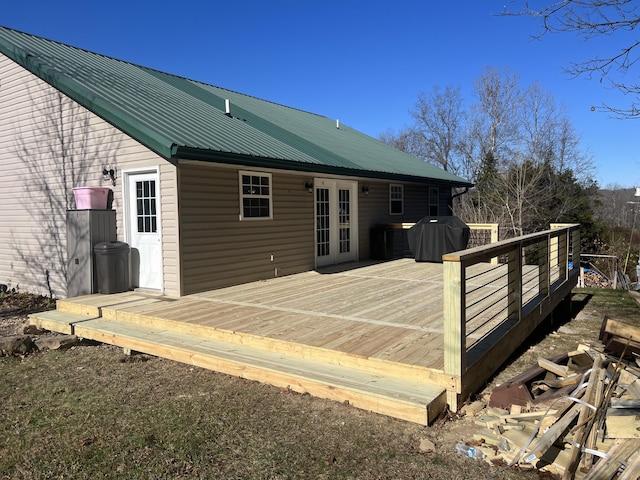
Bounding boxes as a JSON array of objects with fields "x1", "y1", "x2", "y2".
[
  {"x1": 315, "y1": 179, "x2": 358, "y2": 267},
  {"x1": 127, "y1": 171, "x2": 162, "y2": 290}
]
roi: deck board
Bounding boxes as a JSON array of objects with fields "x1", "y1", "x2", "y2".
[
  {"x1": 58, "y1": 260, "x2": 459, "y2": 370},
  {"x1": 35, "y1": 258, "x2": 571, "y2": 424},
  {"x1": 39, "y1": 313, "x2": 445, "y2": 424}
]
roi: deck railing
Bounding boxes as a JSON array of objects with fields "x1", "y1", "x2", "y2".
[{"x1": 442, "y1": 224, "x2": 580, "y2": 409}]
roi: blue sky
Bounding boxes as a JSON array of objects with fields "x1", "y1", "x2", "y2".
[{"x1": 3, "y1": 1, "x2": 638, "y2": 188}]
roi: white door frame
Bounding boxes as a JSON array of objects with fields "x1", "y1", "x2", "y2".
[
  {"x1": 122, "y1": 167, "x2": 163, "y2": 291},
  {"x1": 314, "y1": 178, "x2": 359, "y2": 267}
]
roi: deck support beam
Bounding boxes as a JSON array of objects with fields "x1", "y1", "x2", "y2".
[{"x1": 443, "y1": 259, "x2": 465, "y2": 411}]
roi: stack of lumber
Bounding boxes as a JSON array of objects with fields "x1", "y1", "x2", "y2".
[{"x1": 466, "y1": 317, "x2": 640, "y2": 479}]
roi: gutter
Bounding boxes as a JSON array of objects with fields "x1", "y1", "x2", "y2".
[{"x1": 451, "y1": 186, "x2": 471, "y2": 199}]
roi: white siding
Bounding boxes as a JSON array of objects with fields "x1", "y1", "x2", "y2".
[{"x1": 0, "y1": 54, "x2": 180, "y2": 298}]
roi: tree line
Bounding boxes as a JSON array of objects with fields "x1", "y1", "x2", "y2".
[{"x1": 379, "y1": 67, "x2": 599, "y2": 241}]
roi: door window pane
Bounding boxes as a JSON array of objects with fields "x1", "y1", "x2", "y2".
[
  {"x1": 316, "y1": 188, "x2": 330, "y2": 257},
  {"x1": 339, "y1": 189, "x2": 351, "y2": 254},
  {"x1": 135, "y1": 180, "x2": 157, "y2": 233}
]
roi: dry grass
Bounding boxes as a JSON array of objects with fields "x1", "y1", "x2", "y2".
[{"x1": 1, "y1": 345, "x2": 536, "y2": 479}]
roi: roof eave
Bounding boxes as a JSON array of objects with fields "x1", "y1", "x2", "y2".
[{"x1": 171, "y1": 146, "x2": 474, "y2": 188}]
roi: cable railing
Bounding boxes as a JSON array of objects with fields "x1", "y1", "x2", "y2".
[{"x1": 442, "y1": 224, "x2": 580, "y2": 410}]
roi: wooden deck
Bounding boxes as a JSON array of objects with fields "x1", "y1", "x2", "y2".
[
  {"x1": 30, "y1": 259, "x2": 464, "y2": 424},
  {"x1": 30, "y1": 224, "x2": 579, "y2": 425}
]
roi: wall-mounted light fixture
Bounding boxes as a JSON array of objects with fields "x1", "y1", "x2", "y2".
[
  {"x1": 304, "y1": 180, "x2": 314, "y2": 193},
  {"x1": 102, "y1": 167, "x2": 117, "y2": 186},
  {"x1": 361, "y1": 185, "x2": 369, "y2": 196}
]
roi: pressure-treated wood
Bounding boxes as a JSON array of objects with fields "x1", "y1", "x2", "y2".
[
  {"x1": 32, "y1": 235, "x2": 578, "y2": 423},
  {"x1": 443, "y1": 259, "x2": 465, "y2": 406},
  {"x1": 442, "y1": 225, "x2": 580, "y2": 410},
  {"x1": 69, "y1": 316, "x2": 446, "y2": 424}
]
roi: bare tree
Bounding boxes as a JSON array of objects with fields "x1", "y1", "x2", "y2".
[
  {"x1": 471, "y1": 67, "x2": 523, "y2": 163},
  {"x1": 457, "y1": 68, "x2": 594, "y2": 235},
  {"x1": 597, "y1": 185, "x2": 637, "y2": 227},
  {"x1": 408, "y1": 86, "x2": 466, "y2": 174},
  {"x1": 455, "y1": 67, "x2": 524, "y2": 229},
  {"x1": 503, "y1": 0, "x2": 640, "y2": 116},
  {"x1": 378, "y1": 127, "x2": 416, "y2": 155},
  {"x1": 379, "y1": 86, "x2": 468, "y2": 176},
  {"x1": 380, "y1": 66, "x2": 595, "y2": 237}
]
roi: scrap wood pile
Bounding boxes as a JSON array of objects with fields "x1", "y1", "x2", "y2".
[
  {"x1": 461, "y1": 316, "x2": 640, "y2": 479},
  {"x1": 580, "y1": 270, "x2": 612, "y2": 289}
]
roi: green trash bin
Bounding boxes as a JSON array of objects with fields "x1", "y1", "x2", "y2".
[{"x1": 94, "y1": 241, "x2": 130, "y2": 294}]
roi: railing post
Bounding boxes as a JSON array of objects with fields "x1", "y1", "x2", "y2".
[
  {"x1": 559, "y1": 231, "x2": 568, "y2": 281},
  {"x1": 443, "y1": 258, "x2": 465, "y2": 410},
  {"x1": 490, "y1": 224, "x2": 499, "y2": 265},
  {"x1": 507, "y1": 244, "x2": 522, "y2": 323},
  {"x1": 550, "y1": 231, "x2": 559, "y2": 274},
  {"x1": 539, "y1": 236, "x2": 550, "y2": 299},
  {"x1": 571, "y1": 227, "x2": 581, "y2": 270}
]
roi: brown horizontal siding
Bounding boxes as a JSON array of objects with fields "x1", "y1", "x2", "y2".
[
  {"x1": 358, "y1": 181, "x2": 451, "y2": 260},
  {"x1": 178, "y1": 164, "x2": 315, "y2": 294}
]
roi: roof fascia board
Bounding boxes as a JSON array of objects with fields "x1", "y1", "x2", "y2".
[{"x1": 172, "y1": 146, "x2": 473, "y2": 187}]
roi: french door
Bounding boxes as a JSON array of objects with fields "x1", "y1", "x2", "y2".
[{"x1": 315, "y1": 179, "x2": 358, "y2": 267}]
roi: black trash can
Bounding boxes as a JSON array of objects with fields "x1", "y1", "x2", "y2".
[
  {"x1": 94, "y1": 241, "x2": 130, "y2": 294},
  {"x1": 370, "y1": 225, "x2": 394, "y2": 260}
]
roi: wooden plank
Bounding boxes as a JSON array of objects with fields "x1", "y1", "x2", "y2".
[
  {"x1": 71, "y1": 317, "x2": 445, "y2": 425},
  {"x1": 584, "y1": 439, "x2": 640, "y2": 480},
  {"x1": 605, "y1": 409, "x2": 640, "y2": 438},
  {"x1": 610, "y1": 399, "x2": 640, "y2": 408},
  {"x1": 523, "y1": 403, "x2": 581, "y2": 462},
  {"x1": 28, "y1": 310, "x2": 95, "y2": 335},
  {"x1": 443, "y1": 259, "x2": 465, "y2": 410},
  {"x1": 564, "y1": 355, "x2": 604, "y2": 479},
  {"x1": 499, "y1": 410, "x2": 558, "y2": 421},
  {"x1": 55, "y1": 299, "x2": 101, "y2": 317},
  {"x1": 538, "y1": 357, "x2": 570, "y2": 377},
  {"x1": 618, "y1": 448, "x2": 640, "y2": 480},
  {"x1": 601, "y1": 317, "x2": 640, "y2": 343}
]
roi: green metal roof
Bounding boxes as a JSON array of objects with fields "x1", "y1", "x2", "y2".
[{"x1": 0, "y1": 26, "x2": 472, "y2": 186}]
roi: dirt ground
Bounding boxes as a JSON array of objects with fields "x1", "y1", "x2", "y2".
[{"x1": 1, "y1": 288, "x2": 638, "y2": 479}]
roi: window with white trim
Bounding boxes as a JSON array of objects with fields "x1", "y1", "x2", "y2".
[
  {"x1": 239, "y1": 171, "x2": 273, "y2": 220},
  {"x1": 389, "y1": 184, "x2": 403, "y2": 215},
  {"x1": 429, "y1": 187, "x2": 439, "y2": 216}
]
